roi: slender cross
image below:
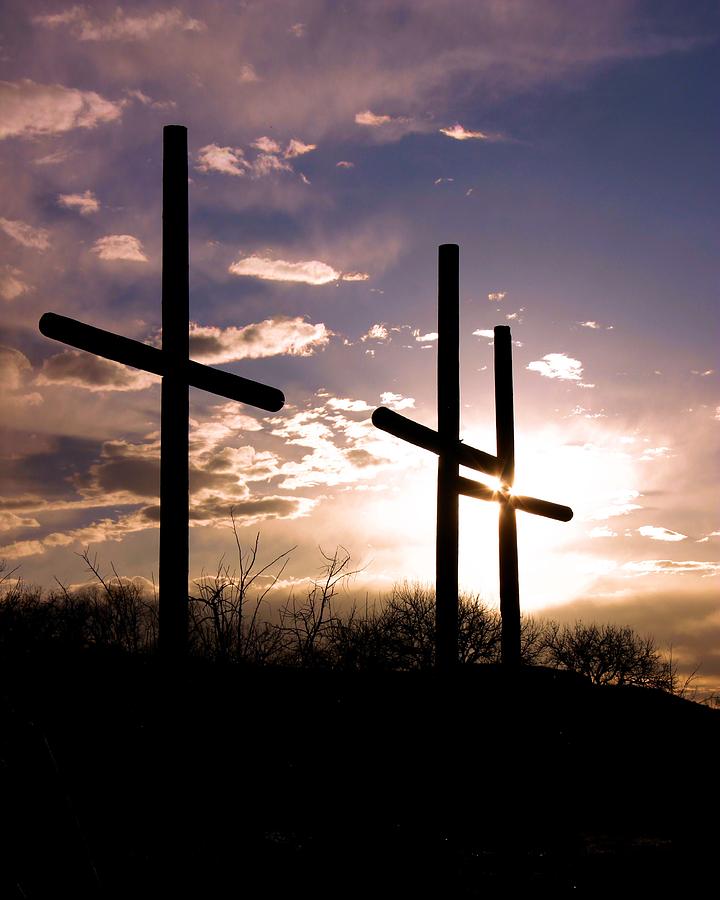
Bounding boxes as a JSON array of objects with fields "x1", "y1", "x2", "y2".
[
  {"x1": 372, "y1": 244, "x2": 572, "y2": 669},
  {"x1": 38, "y1": 126, "x2": 285, "y2": 660}
]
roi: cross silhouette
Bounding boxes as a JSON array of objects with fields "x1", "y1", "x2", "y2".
[
  {"x1": 39, "y1": 126, "x2": 285, "y2": 660},
  {"x1": 372, "y1": 244, "x2": 572, "y2": 669}
]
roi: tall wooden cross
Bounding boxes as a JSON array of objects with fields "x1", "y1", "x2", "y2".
[
  {"x1": 372, "y1": 244, "x2": 572, "y2": 669},
  {"x1": 38, "y1": 126, "x2": 285, "y2": 660}
]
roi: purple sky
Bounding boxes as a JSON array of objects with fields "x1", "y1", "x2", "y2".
[{"x1": 1, "y1": 1, "x2": 718, "y2": 687}]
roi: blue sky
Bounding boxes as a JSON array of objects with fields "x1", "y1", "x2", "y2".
[{"x1": 1, "y1": 1, "x2": 718, "y2": 686}]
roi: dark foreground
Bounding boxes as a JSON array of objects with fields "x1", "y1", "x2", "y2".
[{"x1": 2, "y1": 654, "x2": 718, "y2": 898}]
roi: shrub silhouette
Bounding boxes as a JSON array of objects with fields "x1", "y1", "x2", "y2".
[{"x1": 0, "y1": 545, "x2": 700, "y2": 696}]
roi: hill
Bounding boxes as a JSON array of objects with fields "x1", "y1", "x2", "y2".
[{"x1": 2, "y1": 654, "x2": 718, "y2": 897}]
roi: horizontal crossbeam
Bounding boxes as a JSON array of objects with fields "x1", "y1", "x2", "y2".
[
  {"x1": 457, "y1": 475, "x2": 573, "y2": 522},
  {"x1": 39, "y1": 312, "x2": 285, "y2": 412},
  {"x1": 371, "y1": 406, "x2": 500, "y2": 477}
]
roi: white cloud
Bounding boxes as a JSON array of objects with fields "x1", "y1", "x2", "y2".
[
  {"x1": 415, "y1": 332, "x2": 438, "y2": 342},
  {"x1": 473, "y1": 329, "x2": 494, "y2": 339},
  {"x1": 0, "y1": 79, "x2": 123, "y2": 140},
  {"x1": 0, "y1": 217, "x2": 50, "y2": 250},
  {"x1": 589, "y1": 526, "x2": 618, "y2": 538},
  {"x1": 380, "y1": 392, "x2": 415, "y2": 411},
  {"x1": 336, "y1": 160, "x2": 354, "y2": 168},
  {"x1": 284, "y1": 138, "x2": 317, "y2": 158},
  {"x1": 36, "y1": 350, "x2": 157, "y2": 392},
  {"x1": 488, "y1": 292, "x2": 506, "y2": 302},
  {"x1": 355, "y1": 110, "x2": 392, "y2": 126},
  {"x1": 638, "y1": 525, "x2": 687, "y2": 542},
  {"x1": 229, "y1": 254, "x2": 365, "y2": 285},
  {"x1": 361, "y1": 324, "x2": 390, "y2": 342},
  {"x1": 527, "y1": 353, "x2": 584, "y2": 381},
  {"x1": 638, "y1": 446, "x2": 671, "y2": 461},
  {"x1": 0, "y1": 267, "x2": 31, "y2": 300},
  {"x1": 189, "y1": 318, "x2": 331, "y2": 363},
  {"x1": 579, "y1": 320, "x2": 600, "y2": 329},
  {"x1": 327, "y1": 398, "x2": 373, "y2": 412},
  {"x1": 34, "y1": 7, "x2": 206, "y2": 41},
  {"x1": 697, "y1": 531, "x2": 720, "y2": 543},
  {"x1": 588, "y1": 489, "x2": 643, "y2": 521},
  {"x1": 439, "y1": 124, "x2": 491, "y2": 141},
  {"x1": 196, "y1": 144, "x2": 247, "y2": 176},
  {"x1": 251, "y1": 136, "x2": 281, "y2": 153},
  {"x1": 92, "y1": 234, "x2": 148, "y2": 262},
  {"x1": 340, "y1": 271, "x2": 369, "y2": 282},
  {"x1": 57, "y1": 190, "x2": 100, "y2": 215},
  {"x1": 622, "y1": 560, "x2": 720, "y2": 577}
]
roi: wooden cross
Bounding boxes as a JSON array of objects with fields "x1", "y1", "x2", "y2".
[
  {"x1": 38, "y1": 126, "x2": 285, "y2": 660},
  {"x1": 372, "y1": 244, "x2": 572, "y2": 669}
]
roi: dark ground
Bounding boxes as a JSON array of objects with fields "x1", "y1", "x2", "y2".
[{"x1": 2, "y1": 654, "x2": 718, "y2": 898}]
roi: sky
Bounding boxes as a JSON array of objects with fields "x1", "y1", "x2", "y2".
[{"x1": 1, "y1": 1, "x2": 718, "y2": 687}]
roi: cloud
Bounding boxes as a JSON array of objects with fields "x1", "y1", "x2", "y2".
[
  {"x1": 622, "y1": 560, "x2": 720, "y2": 577},
  {"x1": 473, "y1": 329, "x2": 495, "y2": 339},
  {"x1": 380, "y1": 392, "x2": 415, "y2": 411},
  {"x1": 579, "y1": 320, "x2": 600, "y2": 329},
  {"x1": 0, "y1": 79, "x2": 123, "y2": 139},
  {"x1": 0, "y1": 267, "x2": 31, "y2": 300},
  {"x1": 33, "y1": 7, "x2": 206, "y2": 41},
  {"x1": 289, "y1": 23, "x2": 306, "y2": 38},
  {"x1": 0, "y1": 217, "x2": 50, "y2": 250},
  {"x1": 91, "y1": 234, "x2": 148, "y2": 262},
  {"x1": 284, "y1": 138, "x2": 317, "y2": 158},
  {"x1": 488, "y1": 292, "x2": 506, "y2": 302},
  {"x1": 527, "y1": 353, "x2": 584, "y2": 381},
  {"x1": 336, "y1": 160, "x2": 354, "y2": 168},
  {"x1": 587, "y1": 489, "x2": 643, "y2": 521},
  {"x1": 57, "y1": 190, "x2": 100, "y2": 215},
  {"x1": 189, "y1": 318, "x2": 331, "y2": 363},
  {"x1": 196, "y1": 144, "x2": 247, "y2": 176},
  {"x1": 355, "y1": 110, "x2": 392, "y2": 126},
  {"x1": 638, "y1": 525, "x2": 688, "y2": 542},
  {"x1": 0, "y1": 346, "x2": 43, "y2": 408},
  {"x1": 589, "y1": 526, "x2": 618, "y2": 538},
  {"x1": 361, "y1": 323, "x2": 390, "y2": 342},
  {"x1": 415, "y1": 332, "x2": 438, "y2": 342},
  {"x1": 327, "y1": 398, "x2": 374, "y2": 412},
  {"x1": 229, "y1": 254, "x2": 366, "y2": 285},
  {"x1": 439, "y1": 124, "x2": 491, "y2": 141},
  {"x1": 0, "y1": 511, "x2": 40, "y2": 532},
  {"x1": 238, "y1": 64, "x2": 259, "y2": 83},
  {"x1": 196, "y1": 142, "x2": 302, "y2": 178},
  {"x1": 697, "y1": 531, "x2": 720, "y2": 544},
  {"x1": 36, "y1": 350, "x2": 158, "y2": 392}
]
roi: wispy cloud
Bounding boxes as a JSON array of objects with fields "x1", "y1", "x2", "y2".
[
  {"x1": 527, "y1": 353, "x2": 584, "y2": 382},
  {"x1": 588, "y1": 489, "x2": 643, "y2": 521},
  {"x1": 622, "y1": 560, "x2": 720, "y2": 577},
  {"x1": 355, "y1": 110, "x2": 392, "y2": 127},
  {"x1": 638, "y1": 525, "x2": 687, "y2": 542},
  {"x1": 189, "y1": 318, "x2": 331, "y2": 363},
  {"x1": 0, "y1": 79, "x2": 123, "y2": 140},
  {"x1": 229, "y1": 255, "x2": 366, "y2": 285},
  {"x1": 57, "y1": 190, "x2": 100, "y2": 215},
  {"x1": 36, "y1": 350, "x2": 157, "y2": 392},
  {"x1": 488, "y1": 292, "x2": 506, "y2": 302},
  {"x1": 33, "y1": 7, "x2": 206, "y2": 41},
  {"x1": 361, "y1": 324, "x2": 390, "y2": 342},
  {"x1": 473, "y1": 329, "x2": 494, "y2": 339},
  {"x1": 439, "y1": 124, "x2": 493, "y2": 141},
  {"x1": 91, "y1": 234, "x2": 148, "y2": 262},
  {"x1": 284, "y1": 138, "x2": 316, "y2": 158},
  {"x1": 697, "y1": 531, "x2": 720, "y2": 543},
  {"x1": 0, "y1": 217, "x2": 50, "y2": 250},
  {"x1": 0, "y1": 267, "x2": 31, "y2": 301}
]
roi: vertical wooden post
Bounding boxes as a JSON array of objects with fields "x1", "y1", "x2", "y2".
[
  {"x1": 159, "y1": 125, "x2": 189, "y2": 660},
  {"x1": 436, "y1": 244, "x2": 460, "y2": 670},
  {"x1": 494, "y1": 325, "x2": 520, "y2": 667}
]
